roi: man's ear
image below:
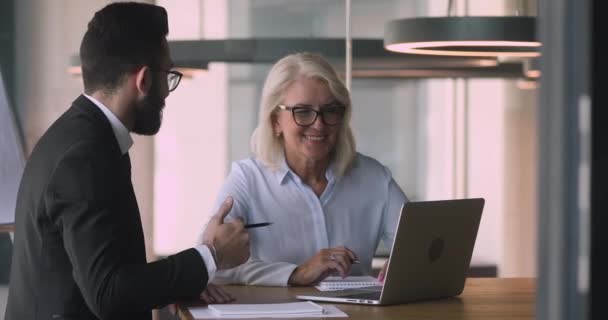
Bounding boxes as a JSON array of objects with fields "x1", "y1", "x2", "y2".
[{"x1": 134, "y1": 65, "x2": 152, "y2": 97}]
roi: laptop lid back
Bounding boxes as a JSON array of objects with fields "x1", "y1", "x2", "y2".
[{"x1": 380, "y1": 198, "x2": 484, "y2": 304}]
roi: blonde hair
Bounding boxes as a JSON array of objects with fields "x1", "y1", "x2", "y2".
[{"x1": 250, "y1": 52, "x2": 356, "y2": 177}]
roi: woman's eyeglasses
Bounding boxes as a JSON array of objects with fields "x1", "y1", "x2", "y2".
[{"x1": 277, "y1": 104, "x2": 346, "y2": 127}]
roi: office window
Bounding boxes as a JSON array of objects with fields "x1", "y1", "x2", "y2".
[
  {"x1": 0, "y1": 68, "x2": 23, "y2": 226},
  {"x1": 1, "y1": 66, "x2": 23, "y2": 289}
]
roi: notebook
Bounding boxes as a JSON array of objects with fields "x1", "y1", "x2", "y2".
[
  {"x1": 208, "y1": 301, "x2": 323, "y2": 316},
  {"x1": 315, "y1": 276, "x2": 381, "y2": 291},
  {"x1": 190, "y1": 303, "x2": 348, "y2": 319}
]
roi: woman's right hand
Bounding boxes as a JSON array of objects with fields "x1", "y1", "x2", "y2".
[{"x1": 287, "y1": 246, "x2": 358, "y2": 286}]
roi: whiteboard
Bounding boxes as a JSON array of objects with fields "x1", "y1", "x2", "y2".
[{"x1": 0, "y1": 67, "x2": 24, "y2": 224}]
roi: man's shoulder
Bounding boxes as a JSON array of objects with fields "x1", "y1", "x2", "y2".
[
  {"x1": 39, "y1": 100, "x2": 116, "y2": 152},
  {"x1": 27, "y1": 104, "x2": 120, "y2": 176},
  {"x1": 51, "y1": 101, "x2": 111, "y2": 140}
]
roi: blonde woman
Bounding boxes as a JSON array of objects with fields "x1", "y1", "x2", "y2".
[{"x1": 210, "y1": 53, "x2": 407, "y2": 286}]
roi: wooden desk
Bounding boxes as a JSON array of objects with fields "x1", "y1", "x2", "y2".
[
  {"x1": 0, "y1": 224, "x2": 14, "y2": 233},
  {"x1": 179, "y1": 278, "x2": 535, "y2": 320}
]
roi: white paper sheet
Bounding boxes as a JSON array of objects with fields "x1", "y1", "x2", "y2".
[
  {"x1": 209, "y1": 301, "x2": 321, "y2": 316},
  {"x1": 189, "y1": 303, "x2": 348, "y2": 319}
]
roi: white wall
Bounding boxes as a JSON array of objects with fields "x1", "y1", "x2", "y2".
[
  {"x1": 467, "y1": 80, "x2": 507, "y2": 268},
  {"x1": 154, "y1": 0, "x2": 229, "y2": 255},
  {"x1": 503, "y1": 81, "x2": 538, "y2": 277}
]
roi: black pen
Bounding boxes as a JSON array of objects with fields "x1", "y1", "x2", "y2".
[{"x1": 244, "y1": 222, "x2": 273, "y2": 229}]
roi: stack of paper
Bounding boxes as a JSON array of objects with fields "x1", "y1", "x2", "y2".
[
  {"x1": 189, "y1": 301, "x2": 348, "y2": 319},
  {"x1": 209, "y1": 301, "x2": 323, "y2": 316},
  {"x1": 315, "y1": 276, "x2": 382, "y2": 291}
]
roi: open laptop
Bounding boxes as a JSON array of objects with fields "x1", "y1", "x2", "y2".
[{"x1": 296, "y1": 198, "x2": 484, "y2": 305}]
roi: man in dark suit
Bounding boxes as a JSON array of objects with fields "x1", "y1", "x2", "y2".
[{"x1": 6, "y1": 3, "x2": 250, "y2": 319}]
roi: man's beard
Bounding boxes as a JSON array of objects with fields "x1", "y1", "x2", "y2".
[{"x1": 132, "y1": 80, "x2": 165, "y2": 135}]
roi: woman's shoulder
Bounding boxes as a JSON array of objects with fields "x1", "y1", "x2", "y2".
[
  {"x1": 352, "y1": 152, "x2": 389, "y2": 171},
  {"x1": 345, "y1": 152, "x2": 394, "y2": 180},
  {"x1": 230, "y1": 157, "x2": 274, "y2": 178}
]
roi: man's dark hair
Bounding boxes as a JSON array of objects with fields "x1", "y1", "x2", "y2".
[{"x1": 80, "y1": 2, "x2": 168, "y2": 94}]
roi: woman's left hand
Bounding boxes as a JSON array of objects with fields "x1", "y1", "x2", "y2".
[
  {"x1": 288, "y1": 246, "x2": 358, "y2": 286},
  {"x1": 200, "y1": 283, "x2": 236, "y2": 304}
]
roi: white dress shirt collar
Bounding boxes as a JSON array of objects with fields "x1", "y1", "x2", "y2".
[
  {"x1": 83, "y1": 94, "x2": 133, "y2": 155},
  {"x1": 274, "y1": 155, "x2": 337, "y2": 185},
  {"x1": 274, "y1": 157, "x2": 291, "y2": 184}
]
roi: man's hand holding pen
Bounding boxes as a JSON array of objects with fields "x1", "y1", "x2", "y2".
[{"x1": 202, "y1": 197, "x2": 251, "y2": 270}]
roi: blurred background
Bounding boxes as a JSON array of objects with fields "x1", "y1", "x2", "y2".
[{"x1": 1, "y1": 1, "x2": 600, "y2": 319}]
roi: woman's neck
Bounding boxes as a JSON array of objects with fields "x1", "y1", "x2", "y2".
[{"x1": 286, "y1": 154, "x2": 329, "y2": 186}]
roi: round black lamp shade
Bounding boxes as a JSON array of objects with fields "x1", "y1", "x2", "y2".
[{"x1": 384, "y1": 16, "x2": 540, "y2": 57}]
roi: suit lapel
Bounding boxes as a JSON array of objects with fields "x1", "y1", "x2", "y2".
[{"x1": 122, "y1": 152, "x2": 132, "y2": 175}]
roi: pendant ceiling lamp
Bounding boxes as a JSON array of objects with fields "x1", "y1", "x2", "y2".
[{"x1": 384, "y1": 1, "x2": 540, "y2": 58}]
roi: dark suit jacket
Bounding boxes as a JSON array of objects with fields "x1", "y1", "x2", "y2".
[{"x1": 6, "y1": 95, "x2": 208, "y2": 320}]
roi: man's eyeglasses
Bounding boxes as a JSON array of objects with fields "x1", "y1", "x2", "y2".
[
  {"x1": 158, "y1": 70, "x2": 183, "y2": 92},
  {"x1": 277, "y1": 103, "x2": 346, "y2": 127}
]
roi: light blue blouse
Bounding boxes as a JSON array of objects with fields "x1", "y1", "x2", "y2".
[{"x1": 211, "y1": 153, "x2": 408, "y2": 286}]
